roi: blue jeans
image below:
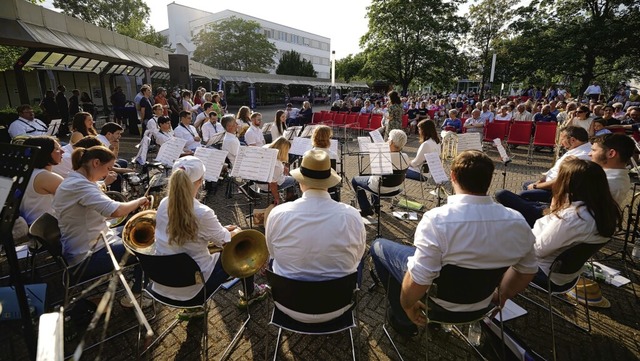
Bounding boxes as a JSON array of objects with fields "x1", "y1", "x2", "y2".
[
  {"x1": 519, "y1": 181, "x2": 552, "y2": 203},
  {"x1": 69, "y1": 240, "x2": 143, "y2": 292},
  {"x1": 531, "y1": 268, "x2": 575, "y2": 293},
  {"x1": 351, "y1": 176, "x2": 378, "y2": 214},
  {"x1": 405, "y1": 168, "x2": 423, "y2": 181},
  {"x1": 494, "y1": 190, "x2": 545, "y2": 228},
  {"x1": 370, "y1": 238, "x2": 417, "y2": 328},
  {"x1": 278, "y1": 176, "x2": 297, "y2": 190}
]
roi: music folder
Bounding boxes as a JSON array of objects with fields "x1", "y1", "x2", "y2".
[
  {"x1": 205, "y1": 131, "x2": 225, "y2": 146},
  {"x1": 47, "y1": 119, "x2": 62, "y2": 136}
]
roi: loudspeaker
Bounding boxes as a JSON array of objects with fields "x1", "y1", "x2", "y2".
[{"x1": 169, "y1": 54, "x2": 190, "y2": 88}]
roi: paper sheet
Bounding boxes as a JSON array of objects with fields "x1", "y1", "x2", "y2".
[
  {"x1": 493, "y1": 300, "x2": 528, "y2": 322},
  {"x1": 289, "y1": 137, "x2": 312, "y2": 156},
  {"x1": 194, "y1": 147, "x2": 229, "y2": 181},
  {"x1": 300, "y1": 124, "x2": 319, "y2": 138},
  {"x1": 155, "y1": 137, "x2": 186, "y2": 167},
  {"x1": 457, "y1": 132, "x2": 483, "y2": 152},
  {"x1": 0, "y1": 176, "x2": 14, "y2": 208},
  {"x1": 230, "y1": 146, "x2": 278, "y2": 182},
  {"x1": 205, "y1": 132, "x2": 225, "y2": 146},
  {"x1": 424, "y1": 152, "x2": 448, "y2": 184},
  {"x1": 493, "y1": 138, "x2": 511, "y2": 162},
  {"x1": 134, "y1": 135, "x2": 150, "y2": 165},
  {"x1": 330, "y1": 139, "x2": 339, "y2": 155},
  {"x1": 357, "y1": 137, "x2": 372, "y2": 153},
  {"x1": 47, "y1": 118, "x2": 62, "y2": 136},
  {"x1": 369, "y1": 129, "x2": 385, "y2": 143},
  {"x1": 368, "y1": 145, "x2": 393, "y2": 175},
  {"x1": 283, "y1": 126, "x2": 302, "y2": 140}
]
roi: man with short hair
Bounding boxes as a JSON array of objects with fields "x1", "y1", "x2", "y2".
[
  {"x1": 266, "y1": 149, "x2": 366, "y2": 322},
  {"x1": 479, "y1": 102, "x2": 494, "y2": 123},
  {"x1": 244, "y1": 112, "x2": 265, "y2": 147},
  {"x1": 590, "y1": 134, "x2": 635, "y2": 208},
  {"x1": 285, "y1": 103, "x2": 300, "y2": 126},
  {"x1": 9, "y1": 105, "x2": 48, "y2": 139},
  {"x1": 174, "y1": 110, "x2": 201, "y2": 152},
  {"x1": 146, "y1": 104, "x2": 164, "y2": 137},
  {"x1": 371, "y1": 150, "x2": 537, "y2": 336},
  {"x1": 221, "y1": 114, "x2": 240, "y2": 165},
  {"x1": 585, "y1": 81, "x2": 602, "y2": 102},
  {"x1": 69, "y1": 89, "x2": 80, "y2": 116},
  {"x1": 533, "y1": 105, "x2": 558, "y2": 123},
  {"x1": 463, "y1": 109, "x2": 485, "y2": 134},
  {"x1": 512, "y1": 103, "x2": 533, "y2": 122}
]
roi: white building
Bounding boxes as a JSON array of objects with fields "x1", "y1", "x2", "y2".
[{"x1": 161, "y1": 3, "x2": 331, "y2": 79}]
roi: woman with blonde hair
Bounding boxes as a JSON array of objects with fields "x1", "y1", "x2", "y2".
[
  {"x1": 236, "y1": 106, "x2": 252, "y2": 141},
  {"x1": 70, "y1": 112, "x2": 98, "y2": 144},
  {"x1": 153, "y1": 156, "x2": 266, "y2": 314},
  {"x1": 311, "y1": 125, "x2": 337, "y2": 159},
  {"x1": 53, "y1": 145, "x2": 149, "y2": 307},
  {"x1": 257, "y1": 137, "x2": 297, "y2": 204}
]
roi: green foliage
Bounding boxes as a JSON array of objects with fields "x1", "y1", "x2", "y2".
[
  {"x1": 53, "y1": 0, "x2": 166, "y2": 47},
  {"x1": 192, "y1": 17, "x2": 277, "y2": 73},
  {"x1": 0, "y1": 46, "x2": 26, "y2": 71},
  {"x1": 335, "y1": 53, "x2": 367, "y2": 83},
  {"x1": 0, "y1": 105, "x2": 43, "y2": 127},
  {"x1": 361, "y1": 0, "x2": 469, "y2": 94},
  {"x1": 276, "y1": 50, "x2": 316, "y2": 77}
]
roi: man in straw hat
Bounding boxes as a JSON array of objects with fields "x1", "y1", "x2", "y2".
[
  {"x1": 265, "y1": 150, "x2": 366, "y2": 322},
  {"x1": 370, "y1": 150, "x2": 538, "y2": 337}
]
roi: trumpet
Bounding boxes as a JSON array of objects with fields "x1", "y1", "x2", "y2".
[{"x1": 441, "y1": 131, "x2": 459, "y2": 161}]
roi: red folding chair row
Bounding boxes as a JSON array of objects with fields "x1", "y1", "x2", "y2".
[
  {"x1": 401, "y1": 114, "x2": 409, "y2": 130},
  {"x1": 528, "y1": 122, "x2": 557, "y2": 163},
  {"x1": 483, "y1": 121, "x2": 510, "y2": 144},
  {"x1": 311, "y1": 112, "x2": 323, "y2": 124},
  {"x1": 364, "y1": 114, "x2": 383, "y2": 132}
]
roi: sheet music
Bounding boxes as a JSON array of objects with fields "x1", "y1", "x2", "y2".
[
  {"x1": 357, "y1": 137, "x2": 372, "y2": 152},
  {"x1": 289, "y1": 137, "x2": 312, "y2": 156},
  {"x1": 493, "y1": 300, "x2": 528, "y2": 322},
  {"x1": 0, "y1": 176, "x2": 13, "y2": 207},
  {"x1": 300, "y1": 124, "x2": 319, "y2": 138},
  {"x1": 368, "y1": 146, "x2": 393, "y2": 175},
  {"x1": 493, "y1": 138, "x2": 510, "y2": 162},
  {"x1": 330, "y1": 139, "x2": 338, "y2": 155},
  {"x1": 230, "y1": 146, "x2": 278, "y2": 182},
  {"x1": 155, "y1": 137, "x2": 186, "y2": 167},
  {"x1": 369, "y1": 129, "x2": 384, "y2": 143},
  {"x1": 194, "y1": 147, "x2": 229, "y2": 181},
  {"x1": 283, "y1": 126, "x2": 302, "y2": 140},
  {"x1": 134, "y1": 135, "x2": 150, "y2": 165},
  {"x1": 37, "y1": 311, "x2": 64, "y2": 361},
  {"x1": 47, "y1": 119, "x2": 61, "y2": 136},
  {"x1": 205, "y1": 131, "x2": 225, "y2": 146},
  {"x1": 425, "y1": 152, "x2": 448, "y2": 184},
  {"x1": 457, "y1": 133, "x2": 482, "y2": 152}
]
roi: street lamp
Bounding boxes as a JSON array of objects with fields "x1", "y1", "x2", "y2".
[{"x1": 331, "y1": 50, "x2": 336, "y2": 102}]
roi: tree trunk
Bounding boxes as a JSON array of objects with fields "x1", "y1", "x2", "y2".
[{"x1": 579, "y1": 53, "x2": 596, "y2": 97}]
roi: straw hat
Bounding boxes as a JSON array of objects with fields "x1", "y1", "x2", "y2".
[
  {"x1": 566, "y1": 277, "x2": 610, "y2": 309},
  {"x1": 291, "y1": 150, "x2": 341, "y2": 189}
]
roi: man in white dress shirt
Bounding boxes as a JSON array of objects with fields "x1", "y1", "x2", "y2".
[
  {"x1": 243, "y1": 112, "x2": 265, "y2": 147},
  {"x1": 174, "y1": 110, "x2": 201, "y2": 153},
  {"x1": 589, "y1": 133, "x2": 634, "y2": 208},
  {"x1": 9, "y1": 105, "x2": 49, "y2": 139},
  {"x1": 221, "y1": 114, "x2": 240, "y2": 166},
  {"x1": 266, "y1": 150, "x2": 366, "y2": 323}
]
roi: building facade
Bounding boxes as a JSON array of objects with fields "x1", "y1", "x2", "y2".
[{"x1": 161, "y1": 4, "x2": 331, "y2": 79}]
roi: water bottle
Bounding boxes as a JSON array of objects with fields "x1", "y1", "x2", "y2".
[
  {"x1": 467, "y1": 321, "x2": 482, "y2": 346},
  {"x1": 632, "y1": 240, "x2": 640, "y2": 261}
]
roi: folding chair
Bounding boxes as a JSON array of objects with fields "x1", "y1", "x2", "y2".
[
  {"x1": 311, "y1": 112, "x2": 323, "y2": 124},
  {"x1": 519, "y1": 241, "x2": 607, "y2": 361},
  {"x1": 265, "y1": 270, "x2": 360, "y2": 361},
  {"x1": 329, "y1": 112, "x2": 346, "y2": 128},
  {"x1": 401, "y1": 114, "x2": 409, "y2": 130},
  {"x1": 132, "y1": 251, "x2": 216, "y2": 361},
  {"x1": 357, "y1": 168, "x2": 408, "y2": 238},
  {"x1": 482, "y1": 121, "x2": 509, "y2": 145},
  {"x1": 351, "y1": 114, "x2": 371, "y2": 136},
  {"x1": 528, "y1": 122, "x2": 557, "y2": 163},
  {"x1": 383, "y1": 265, "x2": 509, "y2": 361},
  {"x1": 339, "y1": 114, "x2": 359, "y2": 140},
  {"x1": 365, "y1": 114, "x2": 383, "y2": 132},
  {"x1": 506, "y1": 121, "x2": 533, "y2": 150}
]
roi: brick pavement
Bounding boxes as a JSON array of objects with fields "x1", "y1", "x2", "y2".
[{"x1": 1, "y1": 111, "x2": 639, "y2": 360}]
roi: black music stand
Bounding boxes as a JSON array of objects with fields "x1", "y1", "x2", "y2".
[{"x1": 0, "y1": 143, "x2": 41, "y2": 359}]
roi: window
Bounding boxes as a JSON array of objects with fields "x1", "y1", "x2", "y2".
[
  {"x1": 321, "y1": 42, "x2": 329, "y2": 51},
  {"x1": 303, "y1": 37, "x2": 310, "y2": 46},
  {"x1": 312, "y1": 56, "x2": 320, "y2": 64},
  {"x1": 264, "y1": 29, "x2": 272, "y2": 38},
  {"x1": 311, "y1": 40, "x2": 320, "y2": 48},
  {"x1": 321, "y1": 57, "x2": 330, "y2": 65},
  {"x1": 292, "y1": 35, "x2": 299, "y2": 44},
  {"x1": 279, "y1": 31, "x2": 287, "y2": 41}
]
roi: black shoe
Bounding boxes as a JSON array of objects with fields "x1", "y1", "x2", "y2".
[
  {"x1": 360, "y1": 209, "x2": 374, "y2": 218},
  {"x1": 387, "y1": 308, "x2": 419, "y2": 338}
]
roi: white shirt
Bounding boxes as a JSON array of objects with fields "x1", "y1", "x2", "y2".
[
  {"x1": 52, "y1": 143, "x2": 74, "y2": 178},
  {"x1": 512, "y1": 111, "x2": 533, "y2": 122},
  {"x1": 533, "y1": 202, "x2": 608, "y2": 285},
  {"x1": 407, "y1": 194, "x2": 537, "y2": 312},
  {"x1": 585, "y1": 85, "x2": 602, "y2": 95},
  {"x1": 222, "y1": 132, "x2": 240, "y2": 166},
  {"x1": 368, "y1": 152, "x2": 410, "y2": 194},
  {"x1": 604, "y1": 168, "x2": 630, "y2": 208},
  {"x1": 285, "y1": 108, "x2": 300, "y2": 119},
  {"x1": 201, "y1": 121, "x2": 223, "y2": 144},
  {"x1": 409, "y1": 139, "x2": 440, "y2": 172},
  {"x1": 266, "y1": 189, "x2": 365, "y2": 322},
  {"x1": 146, "y1": 116, "x2": 159, "y2": 136},
  {"x1": 96, "y1": 134, "x2": 111, "y2": 148},
  {"x1": 174, "y1": 123, "x2": 200, "y2": 152},
  {"x1": 270, "y1": 123, "x2": 285, "y2": 140},
  {"x1": 9, "y1": 117, "x2": 48, "y2": 138},
  {"x1": 545, "y1": 142, "x2": 592, "y2": 181},
  {"x1": 194, "y1": 112, "x2": 208, "y2": 130},
  {"x1": 464, "y1": 117, "x2": 486, "y2": 134},
  {"x1": 154, "y1": 129, "x2": 174, "y2": 146},
  {"x1": 151, "y1": 197, "x2": 231, "y2": 301},
  {"x1": 20, "y1": 169, "x2": 54, "y2": 225},
  {"x1": 495, "y1": 113, "x2": 512, "y2": 121},
  {"x1": 53, "y1": 171, "x2": 120, "y2": 267},
  {"x1": 244, "y1": 124, "x2": 265, "y2": 147}
]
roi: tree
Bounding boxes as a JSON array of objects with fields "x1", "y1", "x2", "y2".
[
  {"x1": 192, "y1": 17, "x2": 277, "y2": 73},
  {"x1": 0, "y1": 0, "x2": 43, "y2": 70},
  {"x1": 496, "y1": 0, "x2": 640, "y2": 95},
  {"x1": 276, "y1": 50, "x2": 316, "y2": 77},
  {"x1": 335, "y1": 53, "x2": 367, "y2": 83},
  {"x1": 53, "y1": 0, "x2": 166, "y2": 47},
  {"x1": 361, "y1": 0, "x2": 469, "y2": 94}
]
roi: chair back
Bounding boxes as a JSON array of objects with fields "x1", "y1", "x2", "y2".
[
  {"x1": 322, "y1": 112, "x2": 335, "y2": 122},
  {"x1": 380, "y1": 168, "x2": 407, "y2": 188},
  {"x1": 369, "y1": 114, "x2": 383, "y2": 129},
  {"x1": 29, "y1": 212, "x2": 62, "y2": 258},
  {"x1": 549, "y1": 242, "x2": 607, "y2": 276},
  {"x1": 431, "y1": 265, "x2": 509, "y2": 304},
  {"x1": 333, "y1": 113, "x2": 346, "y2": 126},
  {"x1": 506, "y1": 121, "x2": 533, "y2": 145},
  {"x1": 401, "y1": 114, "x2": 409, "y2": 129},
  {"x1": 311, "y1": 112, "x2": 323, "y2": 124},
  {"x1": 356, "y1": 114, "x2": 370, "y2": 128},
  {"x1": 344, "y1": 114, "x2": 358, "y2": 126},
  {"x1": 483, "y1": 121, "x2": 509, "y2": 142},
  {"x1": 532, "y1": 122, "x2": 557, "y2": 147},
  {"x1": 266, "y1": 270, "x2": 357, "y2": 315},
  {"x1": 134, "y1": 251, "x2": 203, "y2": 288}
]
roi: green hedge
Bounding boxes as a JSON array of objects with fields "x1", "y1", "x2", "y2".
[{"x1": 0, "y1": 105, "x2": 44, "y2": 127}]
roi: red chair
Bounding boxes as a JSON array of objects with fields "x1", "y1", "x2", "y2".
[
  {"x1": 506, "y1": 121, "x2": 534, "y2": 152},
  {"x1": 427, "y1": 109, "x2": 437, "y2": 119},
  {"x1": 483, "y1": 121, "x2": 509, "y2": 144},
  {"x1": 311, "y1": 112, "x2": 323, "y2": 124},
  {"x1": 351, "y1": 114, "x2": 371, "y2": 136},
  {"x1": 401, "y1": 114, "x2": 409, "y2": 130},
  {"x1": 528, "y1": 122, "x2": 558, "y2": 163},
  {"x1": 366, "y1": 114, "x2": 383, "y2": 132},
  {"x1": 322, "y1": 112, "x2": 335, "y2": 123},
  {"x1": 609, "y1": 127, "x2": 626, "y2": 134},
  {"x1": 329, "y1": 113, "x2": 346, "y2": 127}
]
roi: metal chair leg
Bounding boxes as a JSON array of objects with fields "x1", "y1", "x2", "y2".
[{"x1": 272, "y1": 327, "x2": 282, "y2": 361}]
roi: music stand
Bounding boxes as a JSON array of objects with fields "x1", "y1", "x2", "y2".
[
  {"x1": 0, "y1": 143, "x2": 41, "y2": 359},
  {"x1": 47, "y1": 118, "x2": 62, "y2": 136},
  {"x1": 493, "y1": 138, "x2": 512, "y2": 190},
  {"x1": 424, "y1": 152, "x2": 450, "y2": 207}
]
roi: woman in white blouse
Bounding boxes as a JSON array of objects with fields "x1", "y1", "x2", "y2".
[
  {"x1": 406, "y1": 120, "x2": 440, "y2": 181},
  {"x1": 531, "y1": 158, "x2": 619, "y2": 291},
  {"x1": 257, "y1": 137, "x2": 296, "y2": 205},
  {"x1": 270, "y1": 110, "x2": 287, "y2": 140}
]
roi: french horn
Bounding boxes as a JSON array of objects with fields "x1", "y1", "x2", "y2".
[
  {"x1": 122, "y1": 209, "x2": 157, "y2": 254},
  {"x1": 221, "y1": 229, "x2": 269, "y2": 279}
]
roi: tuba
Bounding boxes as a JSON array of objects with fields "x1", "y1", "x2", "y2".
[
  {"x1": 441, "y1": 131, "x2": 459, "y2": 161},
  {"x1": 221, "y1": 229, "x2": 269, "y2": 278},
  {"x1": 122, "y1": 210, "x2": 157, "y2": 254}
]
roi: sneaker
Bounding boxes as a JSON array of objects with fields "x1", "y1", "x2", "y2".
[
  {"x1": 237, "y1": 284, "x2": 269, "y2": 309},
  {"x1": 177, "y1": 308, "x2": 205, "y2": 321},
  {"x1": 120, "y1": 293, "x2": 153, "y2": 309}
]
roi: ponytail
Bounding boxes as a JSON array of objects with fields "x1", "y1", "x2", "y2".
[
  {"x1": 166, "y1": 169, "x2": 198, "y2": 246},
  {"x1": 71, "y1": 145, "x2": 115, "y2": 171}
]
